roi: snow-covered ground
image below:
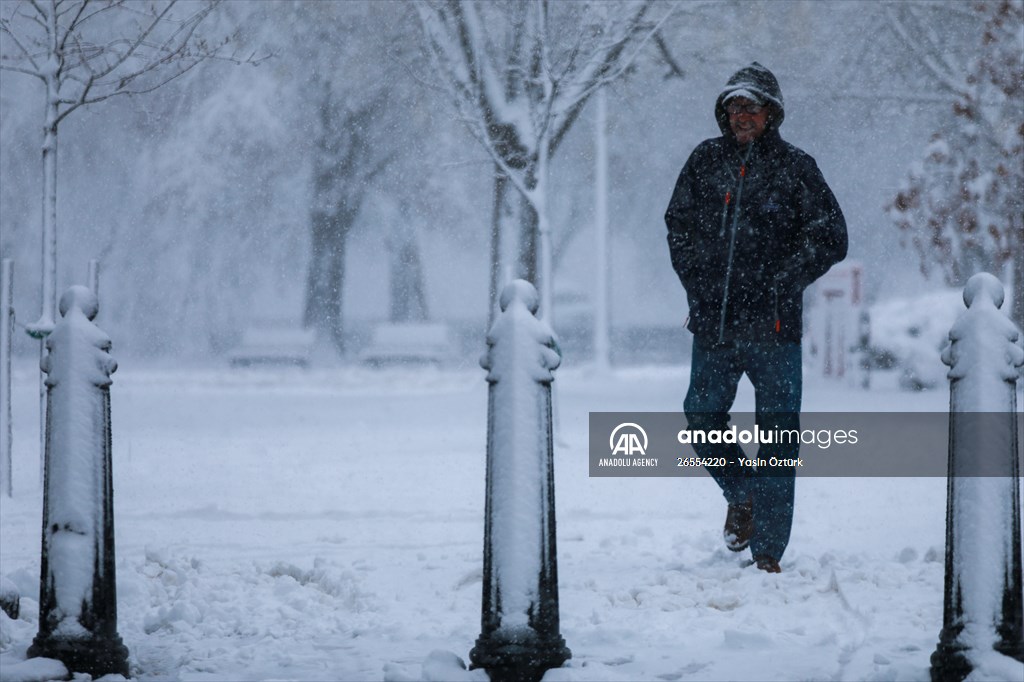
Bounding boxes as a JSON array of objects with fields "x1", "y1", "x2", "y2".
[{"x1": 1, "y1": 356, "x2": 1022, "y2": 682}]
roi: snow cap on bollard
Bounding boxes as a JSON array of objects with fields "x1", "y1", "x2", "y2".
[
  {"x1": 942, "y1": 272, "x2": 1024, "y2": 385},
  {"x1": 42, "y1": 285, "x2": 116, "y2": 382},
  {"x1": 962, "y1": 272, "x2": 1005, "y2": 310},
  {"x1": 58, "y1": 284, "x2": 98, "y2": 321},
  {"x1": 499, "y1": 279, "x2": 539, "y2": 314},
  {"x1": 481, "y1": 279, "x2": 561, "y2": 381}
]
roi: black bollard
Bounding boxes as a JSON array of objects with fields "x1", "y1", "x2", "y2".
[
  {"x1": 27, "y1": 285, "x2": 129, "y2": 678},
  {"x1": 931, "y1": 273, "x2": 1024, "y2": 682},
  {"x1": 470, "y1": 280, "x2": 571, "y2": 682}
]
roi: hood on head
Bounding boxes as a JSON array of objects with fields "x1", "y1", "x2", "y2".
[{"x1": 714, "y1": 62, "x2": 785, "y2": 137}]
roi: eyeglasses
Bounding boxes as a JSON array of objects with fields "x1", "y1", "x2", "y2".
[{"x1": 726, "y1": 102, "x2": 765, "y2": 116}]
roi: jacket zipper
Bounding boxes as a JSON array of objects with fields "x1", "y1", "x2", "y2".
[
  {"x1": 718, "y1": 191, "x2": 731, "y2": 237},
  {"x1": 717, "y1": 144, "x2": 754, "y2": 344}
]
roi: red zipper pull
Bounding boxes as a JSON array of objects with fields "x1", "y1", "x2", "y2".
[
  {"x1": 740, "y1": 165, "x2": 746, "y2": 178},
  {"x1": 775, "y1": 319, "x2": 781, "y2": 333},
  {"x1": 725, "y1": 191, "x2": 731, "y2": 205}
]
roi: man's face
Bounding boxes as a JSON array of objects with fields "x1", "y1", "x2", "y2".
[{"x1": 727, "y1": 97, "x2": 770, "y2": 145}]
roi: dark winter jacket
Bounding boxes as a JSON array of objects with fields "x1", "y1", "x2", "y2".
[{"x1": 665, "y1": 63, "x2": 847, "y2": 344}]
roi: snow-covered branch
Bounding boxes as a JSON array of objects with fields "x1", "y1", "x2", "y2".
[
  {"x1": 1, "y1": 0, "x2": 250, "y2": 127},
  {"x1": 415, "y1": 0, "x2": 664, "y2": 317},
  {"x1": 887, "y1": 0, "x2": 1024, "y2": 331},
  {"x1": 0, "y1": 17, "x2": 44, "y2": 76},
  {"x1": 1, "y1": 0, "x2": 253, "y2": 334},
  {"x1": 418, "y1": 0, "x2": 662, "y2": 191},
  {"x1": 884, "y1": 3, "x2": 971, "y2": 99}
]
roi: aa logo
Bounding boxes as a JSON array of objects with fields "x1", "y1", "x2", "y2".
[{"x1": 609, "y1": 423, "x2": 648, "y2": 456}]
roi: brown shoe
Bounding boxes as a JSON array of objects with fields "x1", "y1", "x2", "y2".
[
  {"x1": 755, "y1": 555, "x2": 781, "y2": 573},
  {"x1": 723, "y1": 500, "x2": 753, "y2": 552}
]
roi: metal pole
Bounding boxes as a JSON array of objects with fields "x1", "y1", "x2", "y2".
[
  {"x1": 931, "y1": 273, "x2": 1024, "y2": 681},
  {"x1": 593, "y1": 87, "x2": 610, "y2": 371},
  {"x1": 28, "y1": 285, "x2": 128, "y2": 677},
  {"x1": 38, "y1": 347, "x2": 44, "y2": 488},
  {"x1": 1, "y1": 259, "x2": 13, "y2": 497},
  {"x1": 471, "y1": 280, "x2": 570, "y2": 682},
  {"x1": 87, "y1": 259, "x2": 99, "y2": 301}
]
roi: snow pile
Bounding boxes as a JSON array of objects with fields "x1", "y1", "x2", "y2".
[
  {"x1": 0, "y1": 654, "x2": 69, "y2": 682},
  {"x1": 0, "y1": 575, "x2": 19, "y2": 621},
  {"x1": 125, "y1": 548, "x2": 378, "y2": 678},
  {"x1": 868, "y1": 288, "x2": 964, "y2": 390}
]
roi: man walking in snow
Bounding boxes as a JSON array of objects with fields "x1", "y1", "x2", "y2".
[{"x1": 664, "y1": 62, "x2": 847, "y2": 573}]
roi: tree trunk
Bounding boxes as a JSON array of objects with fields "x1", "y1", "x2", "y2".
[
  {"x1": 489, "y1": 171, "x2": 533, "y2": 325},
  {"x1": 303, "y1": 208, "x2": 352, "y2": 355},
  {"x1": 533, "y1": 151, "x2": 553, "y2": 323},
  {"x1": 518, "y1": 189, "x2": 538, "y2": 286},
  {"x1": 38, "y1": 7, "x2": 59, "y2": 332},
  {"x1": 1012, "y1": 227, "x2": 1024, "y2": 334},
  {"x1": 593, "y1": 87, "x2": 611, "y2": 370},
  {"x1": 37, "y1": 28, "x2": 60, "y2": 487},
  {"x1": 488, "y1": 168, "x2": 507, "y2": 327},
  {"x1": 40, "y1": 119, "x2": 58, "y2": 330},
  {"x1": 389, "y1": 223, "x2": 429, "y2": 323}
]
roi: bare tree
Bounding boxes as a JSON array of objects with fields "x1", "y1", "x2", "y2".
[
  {"x1": 293, "y1": 2, "x2": 408, "y2": 356},
  {"x1": 0, "y1": 0, "x2": 242, "y2": 333},
  {"x1": 373, "y1": 197, "x2": 430, "y2": 324},
  {"x1": 81, "y1": 1, "x2": 432, "y2": 358},
  {"x1": 303, "y1": 80, "x2": 394, "y2": 353},
  {"x1": 885, "y1": 0, "x2": 1023, "y2": 330},
  {"x1": 415, "y1": 0, "x2": 673, "y2": 322},
  {"x1": 387, "y1": 227, "x2": 430, "y2": 324}
]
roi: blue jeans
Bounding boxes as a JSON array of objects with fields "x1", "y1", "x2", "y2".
[{"x1": 683, "y1": 339, "x2": 802, "y2": 561}]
